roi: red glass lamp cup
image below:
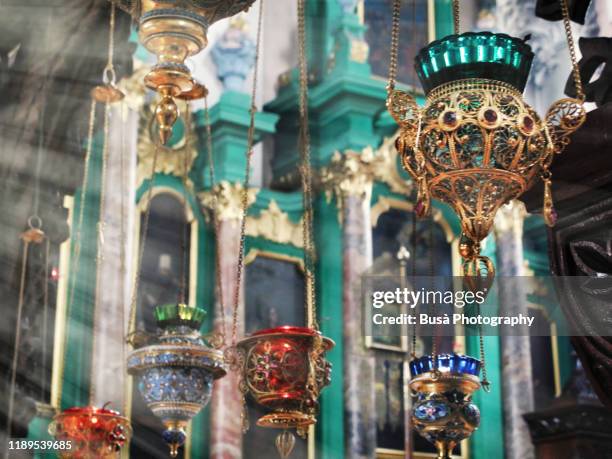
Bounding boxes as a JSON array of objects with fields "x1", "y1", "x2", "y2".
[
  {"x1": 236, "y1": 326, "x2": 334, "y2": 433},
  {"x1": 48, "y1": 406, "x2": 131, "y2": 458}
]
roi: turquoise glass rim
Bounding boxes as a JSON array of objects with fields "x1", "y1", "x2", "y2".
[{"x1": 415, "y1": 32, "x2": 534, "y2": 94}]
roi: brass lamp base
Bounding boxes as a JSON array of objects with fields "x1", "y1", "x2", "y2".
[{"x1": 117, "y1": 0, "x2": 256, "y2": 144}]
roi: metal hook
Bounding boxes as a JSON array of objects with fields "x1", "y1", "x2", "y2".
[{"x1": 27, "y1": 215, "x2": 42, "y2": 230}]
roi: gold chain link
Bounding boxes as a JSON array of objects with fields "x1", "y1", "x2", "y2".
[
  {"x1": 387, "y1": 0, "x2": 401, "y2": 94},
  {"x1": 5, "y1": 241, "x2": 31, "y2": 454},
  {"x1": 297, "y1": 0, "x2": 318, "y2": 330},
  {"x1": 230, "y1": 0, "x2": 265, "y2": 346},
  {"x1": 89, "y1": 102, "x2": 112, "y2": 404},
  {"x1": 178, "y1": 103, "x2": 191, "y2": 305},
  {"x1": 126, "y1": 145, "x2": 160, "y2": 343},
  {"x1": 118, "y1": 99, "x2": 129, "y2": 413},
  {"x1": 560, "y1": 0, "x2": 585, "y2": 101},
  {"x1": 66, "y1": 99, "x2": 97, "y2": 319},
  {"x1": 203, "y1": 97, "x2": 228, "y2": 346},
  {"x1": 453, "y1": 0, "x2": 461, "y2": 35}
]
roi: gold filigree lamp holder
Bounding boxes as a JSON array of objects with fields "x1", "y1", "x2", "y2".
[
  {"x1": 386, "y1": 0, "x2": 586, "y2": 281},
  {"x1": 113, "y1": 0, "x2": 255, "y2": 144}
]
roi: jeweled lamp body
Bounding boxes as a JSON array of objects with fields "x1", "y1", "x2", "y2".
[
  {"x1": 388, "y1": 32, "x2": 585, "y2": 257},
  {"x1": 409, "y1": 354, "x2": 482, "y2": 459},
  {"x1": 127, "y1": 304, "x2": 226, "y2": 457}
]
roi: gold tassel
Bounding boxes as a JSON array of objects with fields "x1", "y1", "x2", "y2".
[
  {"x1": 542, "y1": 171, "x2": 557, "y2": 227},
  {"x1": 415, "y1": 176, "x2": 431, "y2": 218}
]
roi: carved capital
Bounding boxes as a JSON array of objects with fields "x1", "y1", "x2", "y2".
[
  {"x1": 198, "y1": 181, "x2": 258, "y2": 223},
  {"x1": 320, "y1": 150, "x2": 374, "y2": 200}
]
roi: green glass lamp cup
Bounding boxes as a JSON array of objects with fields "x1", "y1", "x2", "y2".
[{"x1": 415, "y1": 32, "x2": 534, "y2": 94}]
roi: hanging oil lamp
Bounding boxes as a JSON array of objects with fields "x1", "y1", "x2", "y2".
[
  {"x1": 235, "y1": 327, "x2": 333, "y2": 456},
  {"x1": 48, "y1": 406, "x2": 131, "y2": 458},
  {"x1": 233, "y1": 1, "x2": 333, "y2": 457},
  {"x1": 113, "y1": 0, "x2": 256, "y2": 144},
  {"x1": 387, "y1": 0, "x2": 586, "y2": 278},
  {"x1": 127, "y1": 304, "x2": 226, "y2": 457},
  {"x1": 409, "y1": 354, "x2": 482, "y2": 459}
]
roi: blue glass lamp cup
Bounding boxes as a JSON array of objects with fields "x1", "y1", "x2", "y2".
[{"x1": 409, "y1": 354, "x2": 482, "y2": 459}]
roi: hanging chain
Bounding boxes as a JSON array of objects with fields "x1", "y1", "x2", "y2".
[
  {"x1": 230, "y1": 0, "x2": 265, "y2": 347},
  {"x1": 103, "y1": 2, "x2": 118, "y2": 86},
  {"x1": 410, "y1": 213, "x2": 417, "y2": 358},
  {"x1": 453, "y1": 0, "x2": 461, "y2": 35},
  {"x1": 118, "y1": 99, "x2": 129, "y2": 413},
  {"x1": 178, "y1": 104, "x2": 191, "y2": 305},
  {"x1": 5, "y1": 240, "x2": 31, "y2": 455},
  {"x1": 387, "y1": 0, "x2": 402, "y2": 94},
  {"x1": 560, "y1": 0, "x2": 585, "y2": 101},
  {"x1": 204, "y1": 97, "x2": 228, "y2": 346},
  {"x1": 478, "y1": 307, "x2": 490, "y2": 391},
  {"x1": 41, "y1": 238, "x2": 50, "y2": 400},
  {"x1": 126, "y1": 146, "x2": 160, "y2": 343},
  {"x1": 67, "y1": 99, "x2": 97, "y2": 322},
  {"x1": 297, "y1": 0, "x2": 318, "y2": 330},
  {"x1": 428, "y1": 216, "x2": 438, "y2": 371},
  {"x1": 89, "y1": 101, "x2": 112, "y2": 404}
]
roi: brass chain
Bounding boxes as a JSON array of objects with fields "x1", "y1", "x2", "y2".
[
  {"x1": 104, "y1": 2, "x2": 118, "y2": 85},
  {"x1": 297, "y1": 0, "x2": 318, "y2": 330},
  {"x1": 453, "y1": 0, "x2": 461, "y2": 35},
  {"x1": 5, "y1": 240, "x2": 31, "y2": 454},
  {"x1": 66, "y1": 99, "x2": 97, "y2": 319},
  {"x1": 118, "y1": 99, "x2": 129, "y2": 413},
  {"x1": 178, "y1": 104, "x2": 191, "y2": 305},
  {"x1": 203, "y1": 97, "x2": 228, "y2": 346},
  {"x1": 41, "y1": 238, "x2": 50, "y2": 400},
  {"x1": 411, "y1": 214, "x2": 417, "y2": 358},
  {"x1": 230, "y1": 0, "x2": 265, "y2": 346},
  {"x1": 387, "y1": 0, "x2": 402, "y2": 94},
  {"x1": 560, "y1": 0, "x2": 585, "y2": 101},
  {"x1": 89, "y1": 101, "x2": 112, "y2": 404},
  {"x1": 127, "y1": 145, "x2": 160, "y2": 342},
  {"x1": 428, "y1": 216, "x2": 438, "y2": 370},
  {"x1": 478, "y1": 309, "x2": 490, "y2": 391}
]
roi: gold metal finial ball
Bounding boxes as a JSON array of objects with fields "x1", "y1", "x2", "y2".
[{"x1": 458, "y1": 236, "x2": 476, "y2": 260}]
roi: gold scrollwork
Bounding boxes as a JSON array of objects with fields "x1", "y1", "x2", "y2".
[{"x1": 245, "y1": 200, "x2": 304, "y2": 248}]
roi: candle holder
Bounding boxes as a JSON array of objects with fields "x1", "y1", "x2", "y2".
[
  {"x1": 48, "y1": 406, "x2": 131, "y2": 458},
  {"x1": 409, "y1": 354, "x2": 482, "y2": 459},
  {"x1": 236, "y1": 326, "x2": 333, "y2": 458},
  {"x1": 127, "y1": 303, "x2": 226, "y2": 457}
]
